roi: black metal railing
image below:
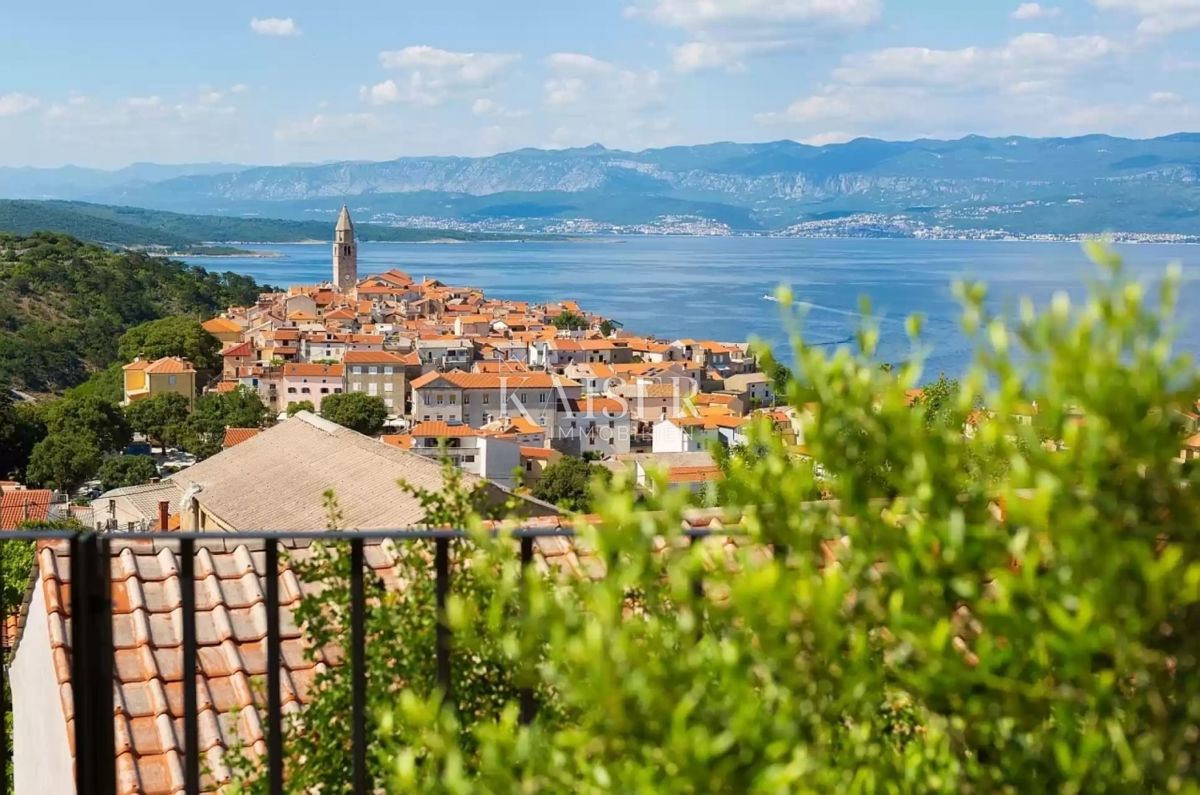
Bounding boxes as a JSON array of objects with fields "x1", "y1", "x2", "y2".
[{"x1": 0, "y1": 527, "x2": 729, "y2": 795}]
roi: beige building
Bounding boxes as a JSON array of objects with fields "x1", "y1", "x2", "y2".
[
  {"x1": 344, "y1": 350, "x2": 414, "y2": 415},
  {"x1": 410, "y1": 370, "x2": 582, "y2": 429},
  {"x1": 201, "y1": 317, "x2": 244, "y2": 345},
  {"x1": 122, "y1": 356, "x2": 197, "y2": 408}
]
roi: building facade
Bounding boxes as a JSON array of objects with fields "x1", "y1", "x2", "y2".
[{"x1": 333, "y1": 205, "x2": 358, "y2": 292}]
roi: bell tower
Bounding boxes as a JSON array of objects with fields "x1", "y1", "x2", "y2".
[{"x1": 333, "y1": 204, "x2": 357, "y2": 292}]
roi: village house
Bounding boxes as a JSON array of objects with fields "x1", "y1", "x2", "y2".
[
  {"x1": 553, "y1": 397, "x2": 633, "y2": 457},
  {"x1": 481, "y1": 416, "x2": 547, "y2": 447},
  {"x1": 652, "y1": 414, "x2": 750, "y2": 454},
  {"x1": 410, "y1": 371, "x2": 582, "y2": 429},
  {"x1": 280, "y1": 363, "x2": 344, "y2": 413},
  {"x1": 722, "y1": 372, "x2": 776, "y2": 406},
  {"x1": 201, "y1": 316, "x2": 244, "y2": 345},
  {"x1": 344, "y1": 350, "x2": 415, "y2": 415},
  {"x1": 221, "y1": 340, "x2": 256, "y2": 381},
  {"x1": 299, "y1": 331, "x2": 348, "y2": 362},
  {"x1": 382, "y1": 421, "x2": 524, "y2": 489},
  {"x1": 416, "y1": 336, "x2": 473, "y2": 371},
  {"x1": 121, "y1": 357, "x2": 197, "y2": 408}
]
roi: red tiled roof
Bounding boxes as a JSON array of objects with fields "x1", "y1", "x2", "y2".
[
  {"x1": 214, "y1": 381, "x2": 239, "y2": 394},
  {"x1": 519, "y1": 446, "x2": 555, "y2": 460},
  {"x1": 667, "y1": 466, "x2": 724, "y2": 484},
  {"x1": 282, "y1": 364, "x2": 344, "y2": 378},
  {"x1": 381, "y1": 434, "x2": 414, "y2": 450},
  {"x1": 222, "y1": 428, "x2": 261, "y2": 449},
  {"x1": 409, "y1": 422, "x2": 481, "y2": 438},
  {"x1": 221, "y1": 341, "x2": 254, "y2": 358},
  {"x1": 411, "y1": 371, "x2": 575, "y2": 390},
  {"x1": 144, "y1": 357, "x2": 196, "y2": 375},
  {"x1": 342, "y1": 350, "x2": 412, "y2": 365},
  {"x1": 202, "y1": 317, "x2": 242, "y2": 334},
  {"x1": 1, "y1": 489, "x2": 53, "y2": 530}
]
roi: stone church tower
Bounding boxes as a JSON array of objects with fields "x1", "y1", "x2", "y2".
[{"x1": 333, "y1": 205, "x2": 358, "y2": 292}]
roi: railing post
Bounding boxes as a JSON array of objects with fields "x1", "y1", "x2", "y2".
[
  {"x1": 349, "y1": 539, "x2": 366, "y2": 795},
  {"x1": 265, "y1": 539, "x2": 283, "y2": 795},
  {"x1": 435, "y1": 537, "x2": 452, "y2": 700},
  {"x1": 179, "y1": 538, "x2": 199, "y2": 795},
  {"x1": 518, "y1": 535, "x2": 536, "y2": 725},
  {"x1": 689, "y1": 534, "x2": 704, "y2": 640}
]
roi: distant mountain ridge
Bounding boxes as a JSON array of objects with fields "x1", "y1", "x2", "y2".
[{"x1": 6, "y1": 134, "x2": 1200, "y2": 234}]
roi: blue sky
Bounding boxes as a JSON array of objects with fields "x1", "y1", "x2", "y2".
[{"x1": 2, "y1": 0, "x2": 1200, "y2": 167}]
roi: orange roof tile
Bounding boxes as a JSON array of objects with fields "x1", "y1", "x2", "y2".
[
  {"x1": 411, "y1": 371, "x2": 574, "y2": 390},
  {"x1": 409, "y1": 422, "x2": 482, "y2": 438},
  {"x1": 381, "y1": 434, "x2": 414, "y2": 450},
  {"x1": 201, "y1": 317, "x2": 242, "y2": 334},
  {"x1": 143, "y1": 357, "x2": 196, "y2": 375},
  {"x1": 471, "y1": 360, "x2": 531, "y2": 374},
  {"x1": 1, "y1": 489, "x2": 53, "y2": 530},
  {"x1": 484, "y1": 417, "x2": 545, "y2": 437},
  {"x1": 342, "y1": 350, "x2": 413, "y2": 365},
  {"x1": 520, "y1": 446, "x2": 555, "y2": 460},
  {"x1": 221, "y1": 341, "x2": 254, "y2": 358},
  {"x1": 214, "y1": 381, "x2": 239, "y2": 394},
  {"x1": 667, "y1": 466, "x2": 724, "y2": 484},
  {"x1": 222, "y1": 428, "x2": 261, "y2": 449},
  {"x1": 122, "y1": 359, "x2": 150, "y2": 372},
  {"x1": 566, "y1": 397, "x2": 628, "y2": 416}
]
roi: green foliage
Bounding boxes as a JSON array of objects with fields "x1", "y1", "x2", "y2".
[
  {"x1": 26, "y1": 431, "x2": 102, "y2": 491},
  {"x1": 286, "y1": 400, "x2": 315, "y2": 417},
  {"x1": 64, "y1": 363, "x2": 125, "y2": 405},
  {"x1": 125, "y1": 391, "x2": 191, "y2": 450},
  {"x1": 0, "y1": 232, "x2": 266, "y2": 392},
  {"x1": 551, "y1": 310, "x2": 588, "y2": 331},
  {"x1": 0, "y1": 387, "x2": 45, "y2": 480},
  {"x1": 117, "y1": 316, "x2": 220, "y2": 370},
  {"x1": 320, "y1": 392, "x2": 388, "y2": 436},
  {"x1": 178, "y1": 387, "x2": 270, "y2": 461},
  {"x1": 98, "y1": 455, "x2": 159, "y2": 492},
  {"x1": 598, "y1": 319, "x2": 616, "y2": 337},
  {"x1": 44, "y1": 393, "x2": 131, "y2": 453},
  {"x1": 530, "y1": 455, "x2": 611, "y2": 512}
]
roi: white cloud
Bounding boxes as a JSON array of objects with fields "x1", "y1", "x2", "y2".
[
  {"x1": 250, "y1": 17, "x2": 302, "y2": 36},
  {"x1": 1150, "y1": 90, "x2": 1180, "y2": 103},
  {"x1": 632, "y1": 0, "x2": 881, "y2": 72},
  {"x1": 274, "y1": 112, "x2": 382, "y2": 143},
  {"x1": 369, "y1": 47, "x2": 521, "y2": 105},
  {"x1": 799, "y1": 130, "x2": 857, "y2": 146},
  {"x1": 1093, "y1": 0, "x2": 1200, "y2": 35},
  {"x1": 0, "y1": 94, "x2": 39, "y2": 117},
  {"x1": 757, "y1": 33, "x2": 1130, "y2": 137},
  {"x1": 199, "y1": 91, "x2": 223, "y2": 105},
  {"x1": 230, "y1": 84, "x2": 250, "y2": 94},
  {"x1": 471, "y1": 98, "x2": 527, "y2": 119},
  {"x1": 543, "y1": 53, "x2": 664, "y2": 111},
  {"x1": 1013, "y1": 2, "x2": 1061, "y2": 18}
]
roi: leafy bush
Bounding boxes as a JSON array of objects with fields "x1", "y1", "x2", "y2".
[
  {"x1": 98, "y1": 455, "x2": 159, "y2": 492},
  {"x1": 286, "y1": 400, "x2": 315, "y2": 417},
  {"x1": 238, "y1": 248, "x2": 1200, "y2": 793},
  {"x1": 117, "y1": 316, "x2": 221, "y2": 371},
  {"x1": 530, "y1": 455, "x2": 611, "y2": 511},
  {"x1": 125, "y1": 391, "x2": 191, "y2": 451},
  {"x1": 178, "y1": 387, "x2": 270, "y2": 460},
  {"x1": 320, "y1": 392, "x2": 388, "y2": 436}
]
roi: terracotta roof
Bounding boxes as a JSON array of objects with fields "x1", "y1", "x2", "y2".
[
  {"x1": 214, "y1": 381, "x2": 239, "y2": 394},
  {"x1": 519, "y1": 446, "x2": 555, "y2": 460},
  {"x1": 667, "y1": 466, "x2": 724, "y2": 484},
  {"x1": 483, "y1": 417, "x2": 545, "y2": 437},
  {"x1": 221, "y1": 341, "x2": 254, "y2": 358},
  {"x1": 122, "y1": 359, "x2": 150, "y2": 372},
  {"x1": 411, "y1": 371, "x2": 576, "y2": 390},
  {"x1": 222, "y1": 428, "x2": 261, "y2": 449},
  {"x1": 201, "y1": 318, "x2": 242, "y2": 335},
  {"x1": 565, "y1": 397, "x2": 628, "y2": 416},
  {"x1": 143, "y1": 357, "x2": 196, "y2": 375},
  {"x1": 1185, "y1": 432, "x2": 1200, "y2": 450},
  {"x1": 471, "y1": 360, "x2": 531, "y2": 374},
  {"x1": 282, "y1": 364, "x2": 344, "y2": 378},
  {"x1": 341, "y1": 350, "x2": 412, "y2": 365},
  {"x1": 408, "y1": 422, "x2": 481, "y2": 438},
  {"x1": 613, "y1": 384, "x2": 684, "y2": 399},
  {"x1": 1, "y1": 489, "x2": 53, "y2": 530},
  {"x1": 380, "y1": 434, "x2": 414, "y2": 450}
]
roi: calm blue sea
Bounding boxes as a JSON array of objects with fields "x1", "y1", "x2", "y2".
[{"x1": 183, "y1": 237, "x2": 1200, "y2": 376}]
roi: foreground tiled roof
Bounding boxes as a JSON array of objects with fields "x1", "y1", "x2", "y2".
[
  {"x1": 221, "y1": 428, "x2": 261, "y2": 449},
  {"x1": 1, "y1": 489, "x2": 53, "y2": 530}
]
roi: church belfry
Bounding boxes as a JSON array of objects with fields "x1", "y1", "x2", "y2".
[{"x1": 333, "y1": 205, "x2": 358, "y2": 291}]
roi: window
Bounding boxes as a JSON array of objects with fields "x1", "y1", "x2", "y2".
[
  {"x1": 385, "y1": 398, "x2": 393, "y2": 408},
  {"x1": 384, "y1": 383, "x2": 394, "y2": 393},
  {"x1": 383, "y1": 366, "x2": 393, "y2": 375},
  {"x1": 368, "y1": 366, "x2": 379, "y2": 375},
  {"x1": 287, "y1": 387, "x2": 297, "y2": 394},
  {"x1": 368, "y1": 383, "x2": 378, "y2": 396},
  {"x1": 463, "y1": 455, "x2": 476, "y2": 464},
  {"x1": 449, "y1": 394, "x2": 457, "y2": 405},
  {"x1": 424, "y1": 415, "x2": 431, "y2": 421},
  {"x1": 321, "y1": 388, "x2": 329, "y2": 394},
  {"x1": 352, "y1": 383, "x2": 363, "y2": 392},
  {"x1": 353, "y1": 366, "x2": 362, "y2": 375},
  {"x1": 423, "y1": 393, "x2": 431, "y2": 406},
  {"x1": 464, "y1": 394, "x2": 471, "y2": 405},
  {"x1": 334, "y1": 388, "x2": 343, "y2": 394},
  {"x1": 168, "y1": 375, "x2": 177, "y2": 386},
  {"x1": 301, "y1": 387, "x2": 311, "y2": 394},
  {"x1": 437, "y1": 394, "x2": 444, "y2": 405},
  {"x1": 482, "y1": 394, "x2": 490, "y2": 405},
  {"x1": 539, "y1": 392, "x2": 548, "y2": 403},
  {"x1": 525, "y1": 460, "x2": 533, "y2": 472},
  {"x1": 436, "y1": 414, "x2": 443, "y2": 421}
]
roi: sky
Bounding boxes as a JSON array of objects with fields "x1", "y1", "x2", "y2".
[{"x1": 2, "y1": 0, "x2": 1200, "y2": 168}]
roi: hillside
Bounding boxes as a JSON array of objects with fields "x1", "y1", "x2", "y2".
[
  {"x1": 62, "y1": 134, "x2": 1200, "y2": 234},
  {"x1": 0, "y1": 201, "x2": 548, "y2": 247},
  {"x1": 0, "y1": 232, "x2": 266, "y2": 392}
]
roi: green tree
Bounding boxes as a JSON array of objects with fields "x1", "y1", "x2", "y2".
[
  {"x1": 64, "y1": 363, "x2": 126, "y2": 405},
  {"x1": 26, "y1": 431, "x2": 102, "y2": 492},
  {"x1": 287, "y1": 400, "x2": 315, "y2": 417},
  {"x1": 531, "y1": 455, "x2": 611, "y2": 512},
  {"x1": 0, "y1": 386, "x2": 46, "y2": 480},
  {"x1": 117, "y1": 316, "x2": 221, "y2": 370},
  {"x1": 125, "y1": 391, "x2": 191, "y2": 451},
  {"x1": 98, "y1": 455, "x2": 160, "y2": 492},
  {"x1": 178, "y1": 387, "x2": 270, "y2": 461},
  {"x1": 551, "y1": 310, "x2": 588, "y2": 331},
  {"x1": 320, "y1": 392, "x2": 388, "y2": 436},
  {"x1": 44, "y1": 393, "x2": 131, "y2": 453},
  {"x1": 598, "y1": 319, "x2": 616, "y2": 337}
]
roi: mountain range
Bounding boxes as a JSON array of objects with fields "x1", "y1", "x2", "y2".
[{"x1": 6, "y1": 134, "x2": 1200, "y2": 234}]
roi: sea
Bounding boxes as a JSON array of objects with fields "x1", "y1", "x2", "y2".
[{"x1": 182, "y1": 237, "x2": 1200, "y2": 377}]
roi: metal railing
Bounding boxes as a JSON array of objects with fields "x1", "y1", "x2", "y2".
[{"x1": 0, "y1": 527, "x2": 733, "y2": 795}]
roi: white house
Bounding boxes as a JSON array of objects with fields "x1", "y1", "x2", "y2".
[
  {"x1": 651, "y1": 415, "x2": 750, "y2": 454},
  {"x1": 553, "y1": 397, "x2": 633, "y2": 457},
  {"x1": 385, "y1": 422, "x2": 524, "y2": 489}
]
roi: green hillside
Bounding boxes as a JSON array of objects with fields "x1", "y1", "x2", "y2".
[
  {"x1": 0, "y1": 200, "x2": 546, "y2": 248},
  {"x1": 0, "y1": 232, "x2": 266, "y2": 392}
]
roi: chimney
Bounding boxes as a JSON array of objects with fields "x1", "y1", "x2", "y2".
[
  {"x1": 150, "y1": 477, "x2": 160, "y2": 485},
  {"x1": 158, "y1": 501, "x2": 170, "y2": 532}
]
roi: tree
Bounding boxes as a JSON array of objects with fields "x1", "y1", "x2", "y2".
[
  {"x1": 531, "y1": 455, "x2": 611, "y2": 512},
  {"x1": 98, "y1": 455, "x2": 159, "y2": 492},
  {"x1": 117, "y1": 316, "x2": 220, "y2": 370},
  {"x1": 321, "y1": 392, "x2": 388, "y2": 436},
  {"x1": 598, "y1": 319, "x2": 616, "y2": 337},
  {"x1": 178, "y1": 387, "x2": 270, "y2": 461},
  {"x1": 125, "y1": 391, "x2": 191, "y2": 451},
  {"x1": 551, "y1": 310, "x2": 588, "y2": 331},
  {"x1": 64, "y1": 363, "x2": 126, "y2": 405},
  {"x1": 43, "y1": 393, "x2": 131, "y2": 453},
  {"x1": 287, "y1": 400, "x2": 315, "y2": 417},
  {"x1": 0, "y1": 386, "x2": 46, "y2": 480},
  {"x1": 26, "y1": 431, "x2": 102, "y2": 492}
]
